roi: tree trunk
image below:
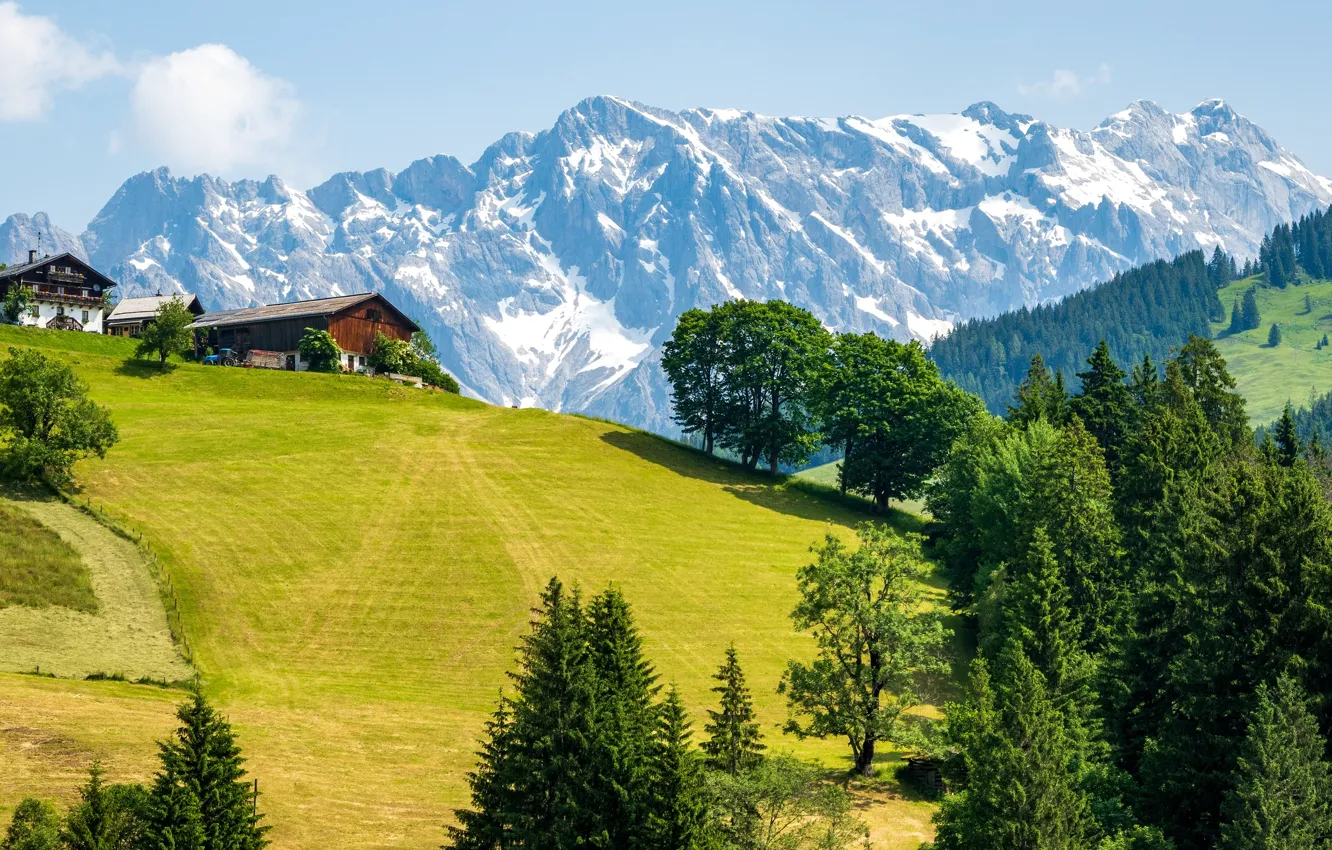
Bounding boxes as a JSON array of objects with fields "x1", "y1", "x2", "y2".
[
  {"x1": 855, "y1": 732, "x2": 876, "y2": 777},
  {"x1": 841, "y1": 439, "x2": 851, "y2": 496},
  {"x1": 769, "y1": 453, "x2": 779, "y2": 476}
]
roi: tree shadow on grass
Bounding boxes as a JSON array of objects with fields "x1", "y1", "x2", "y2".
[
  {"x1": 114, "y1": 358, "x2": 176, "y2": 379},
  {"x1": 598, "y1": 429, "x2": 924, "y2": 532}
]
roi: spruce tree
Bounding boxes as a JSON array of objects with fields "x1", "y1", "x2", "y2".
[
  {"x1": 144, "y1": 764, "x2": 205, "y2": 850},
  {"x1": 1003, "y1": 526, "x2": 1086, "y2": 721},
  {"x1": 1218, "y1": 676, "x2": 1332, "y2": 850},
  {"x1": 60, "y1": 762, "x2": 146, "y2": 850},
  {"x1": 1071, "y1": 340, "x2": 1133, "y2": 470},
  {"x1": 649, "y1": 687, "x2": 715, "y2": 850},
  {"x1": 931, "y1": 641, "x2": 1092, "y2": 850},
  {"x1": 1229, "y1": 299, "x2": 1243, "y2": 335},
  {"x1": 1241, "y1": 286, "x2": 1261, "y2": 331},
  {"x1": 702, "y1": 645, "x2": 764, "y2": 774},
  {"x1": 1323, "y1": 333, "x2": 1329, "y2": 349},
  {"x1": 1305, "y1": 293, "x2": 1314, "y2": 315},
  {"x1": 1269, "y1": 322, "x2": 1283, "y2": 347},
  {"x1": 1276, "y1": 403, "x2": 1302, "y2": 468},
  {"x1": 1007, "y1": 354, "x2": 1067, "y2": 427},
  {"x1": 154, "y1": 690, "x2": 267, "y2": 850}
]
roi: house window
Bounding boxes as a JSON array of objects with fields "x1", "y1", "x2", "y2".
[
  {"x1": 358, "y1": 355, "x2": 366, "y2": 367},
  {"x1": 367, "y1": 308, "x2": 382, "y2": 322},
  {"x1": 81, "y1": 310, "x2": 89, "y2": 324},
  {"x1": 57, "y1": 305, "x2": 65, "y2": 316}
]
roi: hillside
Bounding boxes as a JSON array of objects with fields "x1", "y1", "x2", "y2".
[
  {"x1": 1212, "y1": 277, "x2": 1332, "y2": 423},
  {"x1": 6, "y1": 97, "x2": 1331, "y2": 432},
  {"x1": 0, "y1": 326, "x2": 941, "y2": 849}
]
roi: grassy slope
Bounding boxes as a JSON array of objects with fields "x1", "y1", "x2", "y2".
[
  {"x1": 0, "y1": 501, "x2": 96, "y2": 613},
  {"x1": 0, "y1": 325, "x2": 939, "y2": 849},
  {"x1": 1213, "y1": 276, "x2": 1332, "y2": 424}
]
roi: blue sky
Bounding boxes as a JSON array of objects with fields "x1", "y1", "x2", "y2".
[{"x1": 3, "y1": 0, "x2": 1330, "y2": 229}]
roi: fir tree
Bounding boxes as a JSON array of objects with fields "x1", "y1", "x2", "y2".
[
  {"x1": 648, "y1": 687, "x2": 715, "y2": 850},
  {"x1": 702, "y1": 645, "x2": 764, "y2": 775},
  {"x1": 1276, "y1": 403, "x2": 1302, "y2": 468},
  {"x1": 1071, "y1": 340, "x2": 1133, "y2": 470},
  {"x1": 154, "y1": 690, "x2": 267, "y2": 850},
  {"x1": 1007, "y1": 354, "x2": 1067, "y2": 427},
  {"x1": 1241, "y1": 286, "x2": 1261, "y2": 331},
  {"x1": 1218, "y1": 676, "x2": 1332, "y2": 850},
  {"x1": 931, "y1": 642, "x2": 1093, "y2": 850},
  {"x1": 1269, "y1": 322, "x2": 1283, "y2": 347},
  {"x1": 144, "y1": 764, "x2": 205, "y2": 850},
  {"x1": 1323, "y1": 333, "x2": 1329, "y2": 349},
  {"x1": 1305, "y1": 293, "x2": 1314, "y2": 315},
  {"x1": 60, "y1": 762, "x2": 146, "y2": 850},
  {"x1": 1229, "y1": 299, "x2": 1243, "y2": 335}
]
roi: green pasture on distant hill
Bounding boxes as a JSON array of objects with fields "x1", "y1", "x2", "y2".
[
  {"x1": 0, "y1": 325, "x2": 946, "y2": 850},
  {"x1": 1212, "y1": 276, "x2": 1332, "y2": 424}
]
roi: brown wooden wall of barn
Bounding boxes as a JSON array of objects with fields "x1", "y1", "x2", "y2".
[{"x1": 328, "y1": 302, "x2": 414, "y2": 354}]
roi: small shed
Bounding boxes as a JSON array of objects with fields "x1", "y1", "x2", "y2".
[
  {"x1": 105, "y1": 293, "x2": 205, "y2": 337},
  {"x1": 188, "y1": 292, "x2": 420, "y2": 373}
]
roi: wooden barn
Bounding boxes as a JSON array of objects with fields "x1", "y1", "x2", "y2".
[
  {"x1": 105, "y1": 293, "x2": 205, "y2": 337},
  {"x1": 0, "y1": 250, "x2": 117, "y2": 333},
  {"x1": 189, "y1": 293, "x2": 420, "y2": 372}
]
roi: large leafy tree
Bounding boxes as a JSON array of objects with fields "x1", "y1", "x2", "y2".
[
  {"x1": 780, "y1": 524, "x2": 950, "y2": 776},
  {"x1": 701, "y1": 645, "x2": 765, "y2": 775},
  {"x1": 0, "y1": 347, "x2": 118, "y2": 484},
  {"x1": 819, "y1": 332, "x2": 983, "y2": 510},
  {"x1": 1219, "y1": 676, "x2": 1332, "y2": 850},
  {"x1": 661, "y1": 306, "x2": 728, "y2": 455},
  {"x1": 134, "y1": 297, "x2": 196, "y2": 365},
  {"x1": 3, "y1": 798, "x2": 60, "y2": 850},
  {"x1": 720, "y1": 300, "x2": 830, "y2": 473}
]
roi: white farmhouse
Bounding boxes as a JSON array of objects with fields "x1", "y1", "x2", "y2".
[{"x1": 0, "y1": 250, "x2": 117, "y2": 333}]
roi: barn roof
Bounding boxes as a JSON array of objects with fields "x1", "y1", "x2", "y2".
[
  {"x1": 107, "y1": 294, "x2": 204, "y2": 324},
  {"x1": 0, "y1": 252, "x2": 118, "y2": 290},
  {"x1": 188, "y1": 292, "x2": 420, "y2": 332}
]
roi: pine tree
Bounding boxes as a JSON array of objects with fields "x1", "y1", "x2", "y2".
[
  {"x1": 931, "y1": 642, "x2": 1092, "y2": 850},
  {"x1": 702, "y1": 645, "x2": 764, "y2": 775},
  {"x1": 649, "y1": 687, "x2": 715, "y2": 850},
  {"x1": 1269, "y1": 322, "x2": 1283, "y2": 347},
  {"x1": 1323, "y1": 333, "x2": 1330, "y2": 349},
  {"x1": 1007, "y1": 354, "x2": 1067, "y2": 427},
  {"x1": 1218, "y1": 676, "x2": 1332, "y2": 850},
  {"x1": 586, "y1": 588, "x2": 660, "y2": 849},
  {"x1": 60, "y1": 762, "x2": 145, "y2": 850},
  {"x1": 1229, "y1": 299, "x2": 1243, "y2": 335},
  {"x1": 154, "y1": 690, "x2": 267, "y2": 850},
  {"x1": 1071, "y1": 340, "x2": 1133, "y2": 470},
  {"x1": 144, "y1": 765, "x2": 205, "y2": 850},
  {"x1": 1305, "y1": 293, "x2": 1314, "y2": 315},
  {"x1": 1241, "y1": 287, "x2": 1261, "y2": 331},
  {"x1": 1276, "y1": 403, "x2": 1302, "y2": 467},
  {"x1": 1003, "y1": 526, "x2": 1086, "y2": 720}
]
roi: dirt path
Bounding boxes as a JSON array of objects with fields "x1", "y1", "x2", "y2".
[{"x1": 0, "y1": 497, "x2": 193, "y2": 682}]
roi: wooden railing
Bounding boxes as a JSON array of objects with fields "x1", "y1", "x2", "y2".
[{"x1": 30, "y1": 285, "x2": 102, "y2": 307}]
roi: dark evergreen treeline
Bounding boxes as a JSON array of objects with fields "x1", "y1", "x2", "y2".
[
  {"x1": 447, "y1": 577, "x2": 871, "y2": 850},
  {"x1": 663, "y1": 299, "x2": 982, "y2": 508},
  {"x1": 2, "y1": 689, "x2": 267, "y2": 850},
  {"x1": 1252, "y1": 206, "x2": 1332, "y2": 287},
  {"x1": 924, "y1": 336, "x2": 1332, "y2": 850},
  {"x1": 930, "y1": 249, "x2": 1231, "y2": 413}
]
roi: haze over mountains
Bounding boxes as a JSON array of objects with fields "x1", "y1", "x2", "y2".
[{"x1": 4, "y1": 95, "x2": 1329, "y2": 432}]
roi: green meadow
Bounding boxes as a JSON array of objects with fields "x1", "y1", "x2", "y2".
[
  {"x1": 0, "y1": 325, "x2": 941, "y2": 849},
  {"x1": 1213, "y1": 276, "x2": 1332, "y2": 424}
]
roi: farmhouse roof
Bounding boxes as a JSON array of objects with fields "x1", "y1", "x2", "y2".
[
  {"x1": 0, "y1": 251, "x2": 118, "y2": 290},
  {"x1": 189, "y1": 293, "x2": 420, "y2": 332},
  {"x1": 107, "y1": 294, "x2": 204, "y2": 323}
]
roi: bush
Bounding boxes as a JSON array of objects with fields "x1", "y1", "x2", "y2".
[
  {"x1": 298, "y1": 328, "x2": 342, "y2": 372},
  {"x1": 3, "y1": 797, "x2": 60, "y2": 850},
  {"x1": 2, "y1": 287, "x2": 33, "y2": 324},
  {"x1": 368, "y1": 332, "x2": 412, "y2": 374},
  {"x1": 0, "y1": 348, "x2": 118, "y2": 485}
]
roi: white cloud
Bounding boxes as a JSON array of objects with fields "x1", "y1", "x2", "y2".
[
  {"x1": 0, "y1": 2, "x2": 119, "y2": 121},
  {"x1": 131, "y1": 44, "x2": 300, "y2": 173},
  {"x1": 1017, "y1": 63, "x2": 1112, "y2": 101}
]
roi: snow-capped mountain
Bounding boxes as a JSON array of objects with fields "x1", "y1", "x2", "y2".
[{"x1": 7, "y1": 96, "x2": 1331, "y2": 432}]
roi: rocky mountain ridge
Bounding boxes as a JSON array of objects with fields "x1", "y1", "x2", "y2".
[{"x1": 5, "y1": 96, "x2": 1329, "y2": 432}]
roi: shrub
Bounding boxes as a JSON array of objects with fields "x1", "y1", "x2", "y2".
[
  {"x1": 298, "y1": 328, "x2": 342, "y2": 372},
  {"x1": 2, "y1": 286, "x2": 33, "y2": 324},
  {"x1": 368, "y1": 332, "x2": 412, "y2": 374},
  {"x1": 0, "y1": 347, "x2": 118, "y2": 485}
]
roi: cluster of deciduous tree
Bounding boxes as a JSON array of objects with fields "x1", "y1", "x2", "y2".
[
  {"x1": 662, "y1": 299, "x2": 981, "y2": 509},
  {"x1": 924, "y1": 335, "x2": 1332, "y2": 850},
  {"x1": 930, "y1": 249, "x2": 1230, "y2": 413},
  {"x1": 368, "y1": 330, "x2": 461, "y2": 392},
  {"x1": 447, "y1": 578, "x2": 870, "y2": 850},
  {"x1": 2, "y1": 690, "x2": 267, "y2": 850},
  {"x1": 0, "y1": 348, "x2": 117, "y2": 485}
]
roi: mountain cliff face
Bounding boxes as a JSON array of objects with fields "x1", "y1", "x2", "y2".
[{"x1": 5, "y1": 97, "x2": 1330, "y2": 432}]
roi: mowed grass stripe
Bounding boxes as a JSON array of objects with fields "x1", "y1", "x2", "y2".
[{"x1": 0, "y1": 325, "x2": 937, "y2": 849}]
